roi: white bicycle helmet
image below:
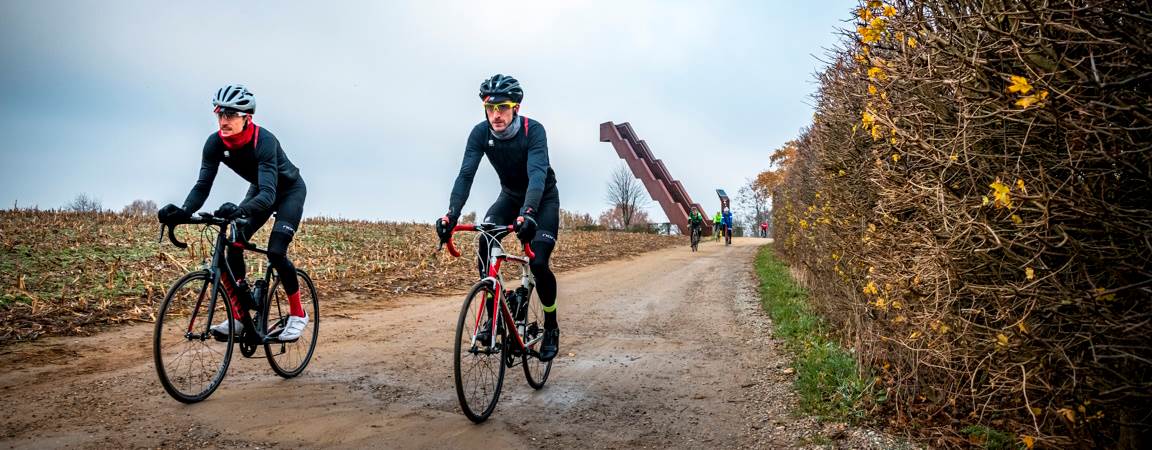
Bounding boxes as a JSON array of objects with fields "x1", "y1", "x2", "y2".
[{"x1": 212, "y1": 84, "x2": 256, "y2": 113}]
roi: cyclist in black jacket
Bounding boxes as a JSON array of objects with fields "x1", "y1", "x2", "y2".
[
  {"x1": 436, "y1": 74, "x2": 562, "y2": 362},
  {"x1": 157, "y1": 84, "x2": 309, "y2": 342}
]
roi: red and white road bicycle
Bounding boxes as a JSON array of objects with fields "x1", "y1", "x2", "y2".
[{"x1": 441, "y1": 223, "x2": 553, "y2": 423}]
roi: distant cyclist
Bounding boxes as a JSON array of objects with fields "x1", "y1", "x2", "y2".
[
  {"x1": 722, "y1": 207, "x2": 734, "y2": 243},
  {"x1": 436, "y1": 74, "x2": 562, "y2": 362},
  {"x1": 712, "y1": 211, "x2": 723, "y2": 241},
  {"x1": 157, "y1": 84, "x2": 309, "y2": 342},
  {"x1": 688, "y1": 207, "x2": 704, "y2": 246}
]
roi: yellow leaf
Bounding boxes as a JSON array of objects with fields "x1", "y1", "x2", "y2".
[
  {"x1": 907, "y1": 36, "x2": 917, "y2": 48},
  {"x1": 982, "y1": 196, "x2": 990, "y2": 206},
  {"x1": 1026, "y1": 267, "x2": 1035, "y2": 280},
  {"x1": 891, "y1": 300, "x2": 903, "y2": 309},
  {"x1": 892, "y1": 315, "x2": 907, "y2": 324},
  {"x1": 997, "y1": 333, "x2": 1009, "y2": 347},
  {"x1": 1012, "y1": 214, "x2": 1023, "y2": 225},
  {"x1": 862, "y1": 110, "x2": 875, "y2": 126},
  {"x1": 990, "y1": 179, "x2": 1013, "y2": 208},
  {"x1": 1016, "y1": 178, "x2": 1026, "y2": 193},
  {"x1": 868, "y1": 0, "x2": 882, "y2": 8},
  {"x1": 871, "y1": 125, "x2": 882, "y2": 141},
  {"x1": 890, "y1": 137, "x2": 898, "y2": 145},
  {"x1": 883, "y1": 4, "x2": 896, "y2": 17},
  {"x1": 949, "y1": 153, "x2": 958, "y2": 162},
  {"x1": 1015, "y1": 90, "x2": 1049, "y2": 108},
  {"x1": 909, "y1": 330, "x2": 922, "y2": 339},
  {"x1": 1058, "y1": 407, "x2": 1076, "y2": 423},
  {"x1": 868, "y1": 66, "x2": 886, "y2": 81},
  {"x1": 868, "y1": 223, "x2": 877, "y2": 233},
  {"x1": 863, "y1": 280, "x2": 879, "y2": 295},
  {"x1": 1018, "y1": 321, "x2": 1029, "y2": 333},
  {"x1": 868, "y1": 84, "x2": 878, "y2": 95},
  {"x1": 838, "y1": 169, "x2": 846, "y2": 177},
  {"x1": 1007, "y1": 75, "x2": 1033, "y2": 94},
  {"x1": 1021, "y1": 435, "x2": 1035, "y2": 449}
]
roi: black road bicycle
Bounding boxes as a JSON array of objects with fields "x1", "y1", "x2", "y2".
[
  {"x1": 690, "y1": 226, "x2": 701, "y2": 252},
  {"x1": 153, "y1": 213, "x2": 319, "y2": 403}
]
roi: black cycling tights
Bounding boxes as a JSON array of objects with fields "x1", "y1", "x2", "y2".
[
  {"x1": 223, "y1": 180, "x2": 306, "y2": 297},
  {"x1": 226, "y1": 230, "x2": 299, "y2": 295}
]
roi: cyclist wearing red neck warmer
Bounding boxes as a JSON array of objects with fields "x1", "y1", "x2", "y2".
[{"x1": 157, "y1": 84, "x2": 309, "y2": 342}]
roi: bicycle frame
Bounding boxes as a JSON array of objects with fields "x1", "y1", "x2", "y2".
[
  {"x1": 444, "y1": 224, "x2": 538, "y2": 354},
  {"x1": 162, "y1": 215, "x2": 281, "y2": 344}
]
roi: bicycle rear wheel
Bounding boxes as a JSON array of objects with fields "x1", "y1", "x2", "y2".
[
  {"x1": 454, "y1": 281, "x2": 507, "y2": 423},
  {"x1": 521, "y1": 287, "x2": 553, "y2": 389},
  {"x1": 154, "y1": 271, "x2": 233, "y2": 403},
  {"x1": 265, "y1": 269, "x2": 320, "y2": 378}
]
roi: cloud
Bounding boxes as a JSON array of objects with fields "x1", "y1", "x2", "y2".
[{"x1": 1, "y1": 0, "x2": 855, "y2": 222}]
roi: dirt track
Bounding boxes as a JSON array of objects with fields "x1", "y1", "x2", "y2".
[{"x1": 0, "y1": 237, "x2": 897, "y2": 449}]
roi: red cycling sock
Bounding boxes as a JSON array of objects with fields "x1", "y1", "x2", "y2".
[{"x1": 288, "y1": 291, "x2": 305, "y2": 317}]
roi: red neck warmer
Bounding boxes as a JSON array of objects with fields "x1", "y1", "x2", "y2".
[{"x1": 220, "y1": 123, "x2": 258, "y2": 149}]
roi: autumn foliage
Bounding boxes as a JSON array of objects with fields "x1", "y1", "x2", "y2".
[
  {"x1": 771, "y1": 1, "x2": 1150, "y2": 448},
  {"x1": 0, "y1": 211, "x2": 679, "y2": 345}
]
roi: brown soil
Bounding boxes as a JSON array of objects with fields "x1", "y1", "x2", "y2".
[{"x1": 0, "y1": 238, "x2": 905, "y2": 449}]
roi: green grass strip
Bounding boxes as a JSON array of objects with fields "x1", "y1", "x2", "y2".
[{"x1": 754, "y1": 244, "x2": 874, "y2": 421}]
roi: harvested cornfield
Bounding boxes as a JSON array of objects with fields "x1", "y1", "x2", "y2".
[
  {"x1": 0, "y1": 211, "x2": 679, "y2": 345},
  {"x1": 771, "y1": 1, "x2": 1150, "y2": 448}
]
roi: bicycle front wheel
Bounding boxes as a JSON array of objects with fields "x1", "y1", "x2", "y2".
[
  {"x1": 521, "y1": 287, "x2": 553, "y2": 390},
  {"x1": 153, "y1": 271, "x2": 234, "y2": 403},
  {"x1": 454, "y1": 281, "x2": 507, "y2": 423},
  {"x1": 265, "y1": 269, "x2": 320, "y2": 378}
]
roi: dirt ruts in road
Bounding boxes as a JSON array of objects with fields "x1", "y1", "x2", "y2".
[{"x1": 0, "y1": 238, "x2": 903, "y2": 449}]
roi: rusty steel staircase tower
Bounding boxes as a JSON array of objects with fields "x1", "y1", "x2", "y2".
[{"x1": 599, "y1": 121, "x2": 712, "y2": 236}]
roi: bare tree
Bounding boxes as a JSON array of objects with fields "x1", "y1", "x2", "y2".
[
  {"x1": 460, "y1": 211, "x2": 477, "y2": 224},
  {"x1": 605, "y1": 163, "x2": 651, "y2": 229},
  {"x1": 121, "y1": 199, "x2": 157, "y2": 216},
  {"x1": 736, "y1": 178, "x2": 770, "y2": 228},
  {"x1": 559, "y1": 209, "x2": 596, "y2": 229},
  {"x1": 66, "y1": 193, "x2": 103, "y2": 213},
  {"x1": 598, "y1": 205, "x2": 651, "y2": 230}
]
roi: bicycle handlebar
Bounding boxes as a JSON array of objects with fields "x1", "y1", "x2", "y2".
[
  {"x1": 440, "y1": 223, "x2": 535, "y2": 260},
  {"x1": 158, "y1": 213, "x2": 251, "y2": 249}
]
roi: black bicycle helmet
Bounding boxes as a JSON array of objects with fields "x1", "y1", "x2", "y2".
[
  {"x1": 212, "y1": 84, "x2": 256, "y2": 113},
  {"x1": 478, "y1": 74, "x2": 524, "y2": 103}
]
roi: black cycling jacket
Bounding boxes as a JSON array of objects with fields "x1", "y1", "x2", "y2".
[
  {"x1": 182, "y1": 126, "x2": 302, "y2": 217},
  {"x1": 448, "y1": 116, "x2": 557, "y2": 218}
]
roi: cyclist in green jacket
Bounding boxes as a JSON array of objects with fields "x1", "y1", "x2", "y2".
[
  {"x1": 688, "y1": 207, "x2": 704, "y2": 247},
  {"x1": 712, "y1": 212, "x2": 723, "y2": 240}
]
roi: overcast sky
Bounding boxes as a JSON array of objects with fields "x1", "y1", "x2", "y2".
[{"x1": 0, "y1": 0, "x2": 853, "y2": 222}]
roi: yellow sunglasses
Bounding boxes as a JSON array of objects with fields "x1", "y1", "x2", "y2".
[{"x1": 483, "y1": 101, "x2": 518, "y2": 113}]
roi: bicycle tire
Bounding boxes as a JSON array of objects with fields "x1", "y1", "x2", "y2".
[
  {"x1": 454, "y1": 281, "x2": 507, "y2": 423},
  {"x1": 265, "y1": 269, "x2": 320, "y2": 378},
  {"x1": 521, "y1": 286, "x2": 553, "y2": 390},
  {"x1": 154, "y1": 270, "x2": 234, "y2": 403}
]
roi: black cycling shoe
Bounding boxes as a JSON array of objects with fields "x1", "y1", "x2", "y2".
[
  {"x1": 474, "y1": 319, "x2": 503, "y2": 346},
  {"x1": 538, "y1": 328, "x2": 560, "y2": 362}
]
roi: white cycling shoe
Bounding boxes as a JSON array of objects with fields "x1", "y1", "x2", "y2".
[
  {"x1": 210, "y1": 318, "x2": 245, "y2": 337},
  {"x1": 279, "y1": 314, "x2": 309, "y2": 342}
]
